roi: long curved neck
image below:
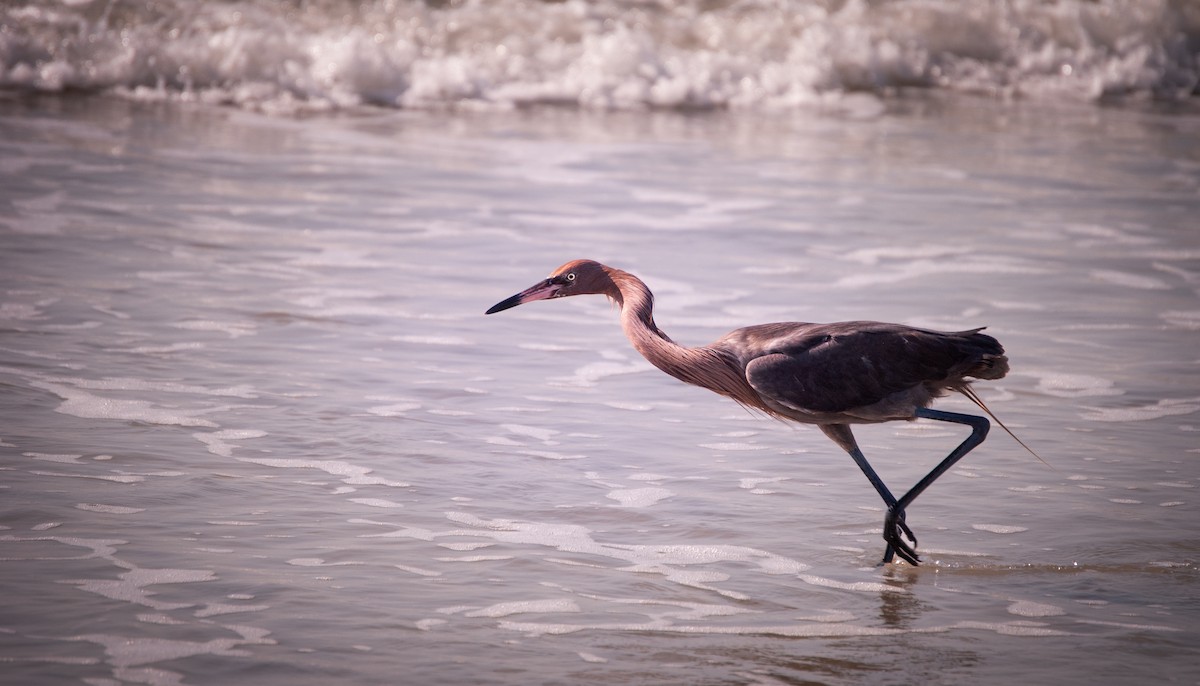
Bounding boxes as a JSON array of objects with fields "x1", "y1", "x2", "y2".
[
  {"x1": 603, "y1": 267, "x2": 673, "y2": 352},
  {"x1": 603, "y1": 267, "x2": 762, "y2": 409}
]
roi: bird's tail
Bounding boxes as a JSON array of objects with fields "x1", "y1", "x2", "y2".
[
  {"x1": 959, "y1": 329, "x2": 1009, "y2": 380},
  {"x1": 973, "y1": 353, "x2": 1010, "y2": 380},
  {"x1": 959, "y1": 385, "x2": 1054, "y2": 471}
]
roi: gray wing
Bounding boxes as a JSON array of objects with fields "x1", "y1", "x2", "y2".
[{"x1": 736, "y1": 322, "x2": 996, "y2": 414}]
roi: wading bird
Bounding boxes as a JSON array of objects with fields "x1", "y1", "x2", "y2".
[{"x1": 486, "y1": 259, "x2": 1017, "y2": 565}]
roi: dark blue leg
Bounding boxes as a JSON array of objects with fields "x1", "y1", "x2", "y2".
[
  {"x1": 847, "y1": 445, "x2": 919, "y2": 565},
  {"x1": 823, "y1": 423, "x2": 920, "y2": 564},
  {"x1": 878, "y1": 408, "x2": 990, "y2": 565},
  {"x1": 900, "y1": 408, "x2": 990, "y2": 512}
]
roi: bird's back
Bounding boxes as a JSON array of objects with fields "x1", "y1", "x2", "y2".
[{"x1": 719, "y1": 321, "x2": 1008, "y2": 421}]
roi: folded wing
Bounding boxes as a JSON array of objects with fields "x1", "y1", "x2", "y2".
[{"x1": 735, "y1": 322, "x2": 1007, "y2": 415}]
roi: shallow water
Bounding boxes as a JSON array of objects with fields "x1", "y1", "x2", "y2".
[{"x1": 1, "y1": 93, "x2": 1199, "y2": 685}]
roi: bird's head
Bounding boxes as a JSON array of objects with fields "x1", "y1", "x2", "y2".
[{"x1": 485, "y1": 259, "x2": 613, "y2": 314}]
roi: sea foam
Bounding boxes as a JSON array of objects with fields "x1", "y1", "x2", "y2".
[{"x1": 2, "y1": 0, "x2": 1194, "y2": 114}]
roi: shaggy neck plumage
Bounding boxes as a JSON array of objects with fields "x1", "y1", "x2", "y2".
[{"x1": 601, "y1": 266, "x2": 765, "y2": 411}]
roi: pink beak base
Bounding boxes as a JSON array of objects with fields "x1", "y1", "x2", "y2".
[{"x1": 485, "y1": 279, "x2": 561, "y2": 314}]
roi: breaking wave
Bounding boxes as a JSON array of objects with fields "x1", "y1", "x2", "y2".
[{"x1": 2, "y1": 0, "x2": 1198, "y2": 113}]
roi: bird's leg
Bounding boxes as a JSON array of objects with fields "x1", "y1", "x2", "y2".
[
  {"x1": 874, "y1": 409, "x2": 990, "y2": 565},
  {"x1": 846, "y1": 445, "x2": 920, "y2": 566},
  {"x1": 898, "y1": 408, "x2": 990, "y2": 513},
  {"x1": 821, "y1": 425, "x2": 919, "y2": 565},
  {"x1": 868, "y1": 407, "x2": 988, "y2": 563}
]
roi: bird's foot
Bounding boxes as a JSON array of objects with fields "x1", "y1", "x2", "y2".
[{"x1": 882, "y1": 507, "x2": 920, "y2": 566}]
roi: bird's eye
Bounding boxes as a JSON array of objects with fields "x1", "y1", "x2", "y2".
[{"x1": 566, "y1": 273, "x2": 576, "y2": 282}]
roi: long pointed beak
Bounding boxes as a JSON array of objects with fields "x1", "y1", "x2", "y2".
[{"x1": 485, "y1": 278, "x2": 561, "y2": 315}]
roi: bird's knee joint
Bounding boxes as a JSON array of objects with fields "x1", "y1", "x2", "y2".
[{"x1": 972, "y1": 416, "x2": 991, "y2": 438}]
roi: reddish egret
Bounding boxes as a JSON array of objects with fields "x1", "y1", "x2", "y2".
[{"x1": 486, "y1": 259, "x2": 1014, "y2": 566}]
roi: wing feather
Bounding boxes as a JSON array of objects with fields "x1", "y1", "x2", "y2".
[{"x1": 736, "y1": 322, "x2": 1003, "y2": 414}]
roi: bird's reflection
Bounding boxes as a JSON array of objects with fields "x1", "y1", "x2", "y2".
[{"x1": 877, "y1": 564, "x2": 925, "y2": 628}]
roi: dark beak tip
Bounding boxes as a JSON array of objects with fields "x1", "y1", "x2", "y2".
[{"x1": 485, "y1": 294, "x2": 523, "y2": 315}]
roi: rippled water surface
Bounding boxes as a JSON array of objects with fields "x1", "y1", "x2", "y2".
[{"x1": 1, "y1": 94, "x2": 1198, "y2": 685}]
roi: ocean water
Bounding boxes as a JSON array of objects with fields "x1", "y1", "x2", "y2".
[
  {"x1": 2, "y1": 0, "x2": 1199, "y2": 112},
  {"x1": 3, "y1": 91, "x2": 1198, "y2": 686},
  {"x1": 3, "y1": 2, "x2": 1200, "y2": 685}
]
